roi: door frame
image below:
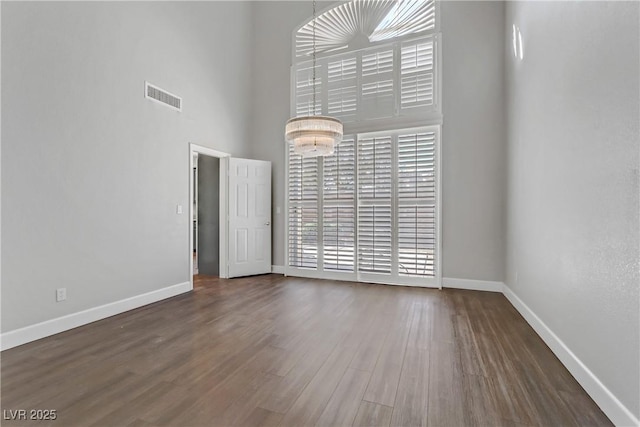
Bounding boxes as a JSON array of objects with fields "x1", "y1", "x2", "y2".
[{"x1": 189, "y1": 143, "x2": 231, "y2": 290}]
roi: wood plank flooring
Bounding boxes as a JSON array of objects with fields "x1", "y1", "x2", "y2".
[{"x1": 1, "y1": 275, "x2": 612, "y2": 426}]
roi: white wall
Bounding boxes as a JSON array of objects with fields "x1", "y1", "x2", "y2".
[
  {"x1": 250, "y1": 1, "x2": 507, "y2": 283},
  {"x1": 440, "y1": 1, "x2": 506, "y2": 281},
  {"x1": 1, "y1": 1, "x2": 253, "y2": 332},
  {"x1": 505, "y1": 1, "x2": 640, "y2": 421}
]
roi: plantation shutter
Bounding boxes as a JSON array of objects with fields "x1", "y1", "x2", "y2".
[
  {"x1": 397, "y1": 131, "x2": 437, "y2": 277},
  {"x1": 288, "y1": 145, "x2": 318, "y2": 269},
  {"x1": 401, "y1": 39, "x2": 435, "y2": 111},
  {"x1": 295, "y1": 63, "x2": 323, "y2": 116},
  {"x1": 357, "y1": 135, "x2": 393, "y2": 274},
  {"x1": 323, "y1": 137, "x2": 356, "y2": 271},
  {"x1": 293, "y1": 34, "x2": 439, "y2": 128},
  {"x1": 327, "y1": 57, "x2": 358, "y2": 121},
  {"x1": 360, "y1": 48, "x2": 395, "y2": 119}
]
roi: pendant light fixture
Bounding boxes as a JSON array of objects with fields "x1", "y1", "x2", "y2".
[{"x1": 285, "y1": 0, "x2": 343, "y2": 157}]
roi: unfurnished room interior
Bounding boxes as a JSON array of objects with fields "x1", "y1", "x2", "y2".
[{"x1": 1, "y1": 1, "x2": 638, "y2": 426}]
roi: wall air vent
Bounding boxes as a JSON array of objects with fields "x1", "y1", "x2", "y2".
[{"x1": 145, "y1": 81, "x2": 182, "y2": 112}]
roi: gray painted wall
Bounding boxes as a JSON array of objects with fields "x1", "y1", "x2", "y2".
[
  {"x1": 440, "y1": 1, "x2": 506, "y2": 281},
  {"x1": 505, "y1": 1, "x2": 640, "y2": 419},
  {"x1": 249, "y1": 1, "x2": 507, "y2": 282},
  {"x1": 197, "y1": 155, "x2": 220, "y2": 276},
  {"x1": 1, "y1": 1, "x2": 253, "y2": 332}
]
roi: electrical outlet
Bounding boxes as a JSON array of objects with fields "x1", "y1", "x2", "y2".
[
  {"x1": 176, "y1": 204, "x2": 183, "y2": 214},
  {"x1": 56, "y1": 288, "x2": 67, "y2": 302}
]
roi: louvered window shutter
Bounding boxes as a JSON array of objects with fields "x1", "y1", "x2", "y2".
[
  {"x1": 295, "y1": 34, "x2": 439, "y2": 127},
  {"x1": 360, "y1": 49, "x2": 395, "y2": 120},
  {"x1": 327, "y1": 57, "x2": 358, "y2": 121},
  {"x1": 397, "y1": 131, "x2": 437, "y2": 277},
  {"x1": 295, "y1": 63, "x2": 323, "y2": 116},
  {"x1": 401, "y1": 39, "x2": 435, "y2": 111},
  {"x1": 358, "y1": 135, "x2": 393, "y2": 274},
  {"x1": 288, "y1": 145, "x2": 319, "y2": 269},
  {"x1": 323, "y1": 137, "x2": 355, "y2": 271}
]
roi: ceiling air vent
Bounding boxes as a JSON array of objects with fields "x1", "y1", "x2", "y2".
[{"x1": 145, "y1": 81, "x2": 182, "y2": 112}]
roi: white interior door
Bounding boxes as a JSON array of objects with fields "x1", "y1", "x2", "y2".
[{"x1": 227, "y1": 158, "x2": 272, "y2": 278}]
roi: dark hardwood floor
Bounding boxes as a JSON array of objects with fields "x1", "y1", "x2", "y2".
[{"x1": 1, "y1": 275, "x2": 611, "y2": 426}]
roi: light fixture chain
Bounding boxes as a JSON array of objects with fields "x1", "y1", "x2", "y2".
[
  {"x1": 312, "y1": 0, "x2": 316, "y2": 114},
  {"x1": 284, "y1": 0, "x2": 342, "y2": 157}
]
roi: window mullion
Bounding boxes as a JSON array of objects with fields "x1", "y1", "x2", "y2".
[
  {"x1": 353, "y1": 136, "x2": 359, "y2": 276},
  {"x1": 393, "y1": 41, "x2": 402, "y2": 117},
  {"x1": 317, "y1": 155, "x2": 324, "y2": 271},
  {"x1": 391, "y1": 133, "x2": 399, "y2": 279},
  {"x1": 356, "y1": 52, "x2": 362, "y2": 124}
]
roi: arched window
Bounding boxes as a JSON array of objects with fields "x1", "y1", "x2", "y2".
[
  {"x1": 295, "y1": 0, "x2": 436, "y2": 57},
  {"x1": 287, "y1": 0, "x2": 442, "y2": 288}
]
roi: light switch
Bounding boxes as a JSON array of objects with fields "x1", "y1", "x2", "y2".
[{"x1": 176, "y1": 204, "x2": 183, "y2": 214}]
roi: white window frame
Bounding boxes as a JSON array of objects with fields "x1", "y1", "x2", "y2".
[
  {"x1": 285, "y1": 126, "x2": 442, "y2": 288},
  {"x1": 291, "y1": 33, "x2": 443, "y2": 136},
  {"x1": 285, "y1": 2, "x2": 443, "y2": 288}
]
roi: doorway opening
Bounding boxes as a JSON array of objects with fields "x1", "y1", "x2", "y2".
[
  {"x1": 189, "y1": 144, "x2": 230, "y2": 290},
  {"x1": 193, "y1": 153, "x2": 221, "y2": 277}
]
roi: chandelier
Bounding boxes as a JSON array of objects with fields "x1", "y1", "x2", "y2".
[{"x1": 285, "y1": 0, "x2": 343, "y2": 157}]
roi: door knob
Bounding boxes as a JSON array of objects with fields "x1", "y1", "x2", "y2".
[{"x1": 265, "y1": 221, "x2": 271, "y2": 226}]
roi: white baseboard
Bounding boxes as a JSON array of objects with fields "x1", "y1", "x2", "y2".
[
  {"x1": 271, "y1": 265, "x2": 285, "y2": 274},
  {"x1": 503, "y1": 285, "x2": 639, "y2": 427},
  {"x1": 0, "y1": 281, "x2": 191, "y2": 351},
  {"x1": 442, "y1": 277, "x2": 504, "y2": 292}
]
